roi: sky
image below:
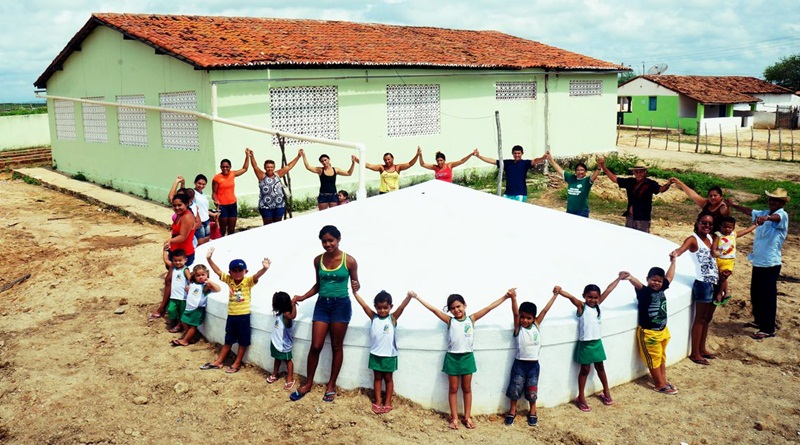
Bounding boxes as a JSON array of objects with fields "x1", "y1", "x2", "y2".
[{"x1": 2, "y1": 0, "x2": 799, "y2": 103}]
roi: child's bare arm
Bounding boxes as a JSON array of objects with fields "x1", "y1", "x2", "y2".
[
  {"x1": 665, "y1": 254, "x2": 677, "y2": 282},
  {"x1": 183, "y1": 268, "x2": 191, "y2": 282},
  {"x1": 162, "y1": 248, "x2": 173, "y2": 268},
  {"x1": 285, "y1": 300, "x2": 298, "y2": 321},
  {"x1": 352, "y1": 291, "x2": 375, "y2": 319},
  {"x1": 205, "y1": 248, "x2": 223, "y2": 277},
  {"x1": 471, "y1": 290, "x2": 512, "y2": 323},
  {"x1": 557, "y1": 287, "x2": 583, "y2": 311},
  {"x1": 627, "y1": 274, "x2": 644, "y2": 290},
  {"x1": 737, "y1": 224, "x2": 757, "y2": 238},
  {"x1": 391, "y1": 293, "x2": 414, "y2": 322},
  {"x1": 509, "y1": 288, "x2": 520, "y2": 335},
  {"x1": 204, "y1": 280, "x2": 221, "y2": 293},
  {"x1": 598, "y1": 272, "x2": 627, "y2": 305},
  {"x1": 252, "y1": 258, "x2": 271, "y2": 284},
  {"x1": 535, "y1": 288, "x2": 560, "y2": 325},
  {"x1": 409, "y1": 291, "x2": 450, "y2": 324}
]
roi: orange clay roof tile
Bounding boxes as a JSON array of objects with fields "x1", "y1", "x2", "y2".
[
  {"x1": 36, "y1": 13, "x2": 626, "y2": 87},
  {"x1": 641, "y1": 75, "x2": 793, "y2": 104}
]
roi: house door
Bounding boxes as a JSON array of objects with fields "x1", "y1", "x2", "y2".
[{"x1": 775, "y1": 105, "x2": 796, "y2": 129}]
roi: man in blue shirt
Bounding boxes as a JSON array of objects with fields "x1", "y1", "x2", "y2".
[
  {"x1": 728, "y1": 188, "x2": 790, "y2": 339},
  {"x1": 475, "y1": 145, "x2": 545, "y2": 202}
]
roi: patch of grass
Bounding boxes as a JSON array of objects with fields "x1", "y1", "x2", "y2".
[
  {"x1": 289, "y1": 196, "x2": 319, "y2": 213},
  {"x1": 12, "y1": 171, "x2": 41, "y2": 185},
  {"x1": 71, "y1": 172, "x2": 87, "y2": 181},
  {"x1": 237, "y1": 200, "x2": 260, "y2": 219},
  {"x1": 454, "y1": 169, "x2": 498, "y2": 191}
]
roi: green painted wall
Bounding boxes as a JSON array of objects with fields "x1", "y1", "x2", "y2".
[
  {"x1": 621, "y1": 95, "x2": 701, "y2": 134},
  {"x1": 44, "y1": 25, "x2": 619, "y2": 204}
]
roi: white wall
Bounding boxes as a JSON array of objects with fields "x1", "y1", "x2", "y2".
[
  {"x1": 617, "y1": 77, "x2": 679, "y2": 97},
  {"x1": 698, "y1": 117, "x2": 742, "y2": 135},
  {"x1": 0, "y1": 114, "x2": 50, "y2": 150}
]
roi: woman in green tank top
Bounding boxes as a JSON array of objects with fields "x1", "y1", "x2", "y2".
[{"x1": 290, "y1": 225, "x2": 360, "y2": 403}]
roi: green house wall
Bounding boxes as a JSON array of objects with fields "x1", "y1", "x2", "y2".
[
  {"x1": 621, "y1": 95, "x2": 702, "y2": 135},
  {"x1": 44, "y1": 25, "x2": 619, "y2": 204}
]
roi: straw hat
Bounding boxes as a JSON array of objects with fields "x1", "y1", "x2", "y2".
[
  {"x1": 629, "y1": 162, "x2": 649, "y2": 171},
  {"x1": 765, "y1": 188, "x2": 790, "y2": 202}
]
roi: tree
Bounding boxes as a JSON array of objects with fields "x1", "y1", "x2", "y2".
[
  {"x1": 618, "y1": 71, "x2": 637, "y2": 86},
  {"x1": 763, "y1": 54, "x2": 800, "y2": 92}
]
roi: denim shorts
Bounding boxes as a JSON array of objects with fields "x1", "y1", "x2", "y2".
[
  {"x1": 224, "y1": 314, "x2": 251, "y2": 346},
  {"x1": 312, "y1": 297, "x2": 352, "y2": 324},
  {"x1": 505, "y1": 359, "x2": 540, "y2": 402},
  {"x1": 219, "y1": 203, "x2": 238, "y2": 218},
  {"x1": 194, "y1": 220, "x2": 210, "y2": 240},
  {"x1": 692, "y1": 280, "x2": 718, "y2": 304},
  {"x1": 317, "y1": 193, "x2": 338, "y2": 204},
  {"x1": 567, "y1": 209, "x2": 590, "y2": 218},
  {"x1": 258, "y1": 207, "x2": 285, "y2": 219}
]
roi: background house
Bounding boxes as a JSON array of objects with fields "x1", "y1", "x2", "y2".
[
  {"x1": 35, "y1": 13, "x2": 627, "y2": 203},
  {"x1": 617, "y1": 75, "x2": 797, "y2": 135}
]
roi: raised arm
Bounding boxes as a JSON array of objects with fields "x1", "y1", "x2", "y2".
[
  {"x1": 726, "y1": 198, "x2": 753, "y2": 217},
  {"x1": 530, "y1": 154, "x2": 546, "y2": 168},
  {"x1": 276, "y1": 150, "x2": 303, "y2": 177},
  {"x1": 252, "y1": 257, "x2": 271, "y2": 284},
  {"x1": 352, "y1": 291, "x2": 376, "y2": 319},
  {"x1": 736, "y1": 224, "x2": 757, "y2": 238},
  {"x1": 301, "y1": 150, "x2": 321, "y2": 174},
  {"x1": 168, "y1": 176, "x2": 185, "y2": 202},
  {"x1": 544, "y1": 151, "x2": 565, "y2": 178},
  {"x1": 658, "y1": 178, "x2": 673, "y2": 194},
  {"x1": 557, "y1": 286, "x2": 583, "y2": 313},
  {"x1": 449, "y1": 151, "x2": 474, "y2": 169},
  {"x1": 162, "y1": 248, "x2": 173, "y2": 268},
  {"x1": 391, "y1": 293, "x2": 414, "y2": 322},
  {"x1": 474, "y1": 150, "x2": 498, "y2": 166},
  {"x1": 203, "y1": 280, "x2": 221, "y2": 294},
  {"x1": 353, "y1": 156, "x2": 384, "y2": 172},
  {"x1": 334, "y1": 154, "x2": 357, "y2": 177},
  {"x1": 672, "y1": 178, "x2": 706, "y2": 207},
  {"x1": 589, "y1": 163, "x2": 602, "y2": 182},
  {"x1": 535, "y1": 288, "x2": 560, "y2": 325},
  {"x1": 409, "y1": 291, "x2": 450, "y2": 324},
  {"x1": 627, "y1": 274, "x2": 644, "y2": 290},
  {"x1": 665, "y1": 254, "x2": 677, "y2": 282},
  {"x1": 418, "y1": 147, "x2": 436, "y2": 170},
  {"x1": 509, "y1": 288, "x2": 520, "y2": 335},
  {"x1": 597, "y1": 157, "x2": 617, "y2": 183},
  {"x1": 248, "y1": 150, "x2": 266, "y2": 181},
  {"x1": 233, "y1": 149, "x2": 250, "y2": 177},
  {"x1": 471, "y1": 290, "x2": 511, "y2": 323},
  {"x1": 598, "y1": 272, "x2": 628, "y2": 305},
  {"x1": 285, "y1": 299, "x2": 298, "y2": 321},
  {"x1": 670, "y1": 235, "x2": 698, "y2": 258},
  {"x1": 395, "y1": 147, "x2": 421, "y2": 172},
  {"x1": 205, "y1": 247, "x2": 223, "y2": 278}
]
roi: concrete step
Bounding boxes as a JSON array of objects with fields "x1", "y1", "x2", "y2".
[{"x1": 0, "y1": 147, "x2": 52, "y2": 169}]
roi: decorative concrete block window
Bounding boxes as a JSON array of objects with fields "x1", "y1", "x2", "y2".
[
  {"x1": 82, "y1": 97, "x2": 108, "y2": 143},
  {"x1": 117, "y1": 95, "x2": 148, "y2": 147},
  {"x1": 648, "y1": 96, "x2": 657, "y2": 111},
  {"x1": 496, "y1": 81, "x2": 537, "y2": 100},
  {"x1": 269, "y1": 86, "x2": 339, "y2": 145},
  {"x1": 159, "y1": 91, "x2": 199, "y2": 151},
  {"x1": 386, "y1": 84, "x2": 440, "y2": 137},
  {"x1": 569, "y1": 80, "x2": 603, "y2": 97},
  {"x1": 54, "y1": 99, "x2": 77, "y2": 141}
]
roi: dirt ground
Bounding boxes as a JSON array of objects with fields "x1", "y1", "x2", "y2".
[{"x1": 1, "y1": 148, "x2": 799, "y2": 445}]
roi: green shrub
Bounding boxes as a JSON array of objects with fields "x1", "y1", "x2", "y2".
[
  {"x1": 71, "y1": 172, "x2": 87, "y2": 181},
  {"x1": 237, "y1": 201, "x2": 259, "y2": 219}
]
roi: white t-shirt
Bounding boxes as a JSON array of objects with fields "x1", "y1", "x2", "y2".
[
  {"x1": 577, "y1": 306, "x2": 602, "y2": 341},
  {"x1": 515, "y1": 324, "x2": 541, "y2": 360},
  {"x1": 447, "y1": 317, "x2": 474, "y2": 353},
  {"x1": 185, "y1": 282, "x2": 208, "y2": 311},
  {"x1": 270, "y1": 315, "x2": 293, "y2": 353},
  {"x1": 370, "y1": 315, "x2": 398, "y2": 357},
  {"x1": 193, "y1": 190, "x2": 210, "y2": 222}
]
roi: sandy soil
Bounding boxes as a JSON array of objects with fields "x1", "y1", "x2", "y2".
[{"x1": 1, "y1": 152, "x2": 799, "y2": 444}]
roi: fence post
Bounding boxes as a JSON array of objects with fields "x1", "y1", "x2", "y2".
[
  {"x1": 704, "y1": 123, "x2": 709, "y2": 153},
  {"x1": 735, "y1": 128, "x2": 739, "y2": 157},
  {"x1": 695, "y1": 122, "x2": 701, "y2": 153},
  {"x1": 635, "y1": 118, "x2": 640, "y2": 147},
  {"x1": 677, "y1": 122, "x2": 681, "y2": 152},
  {"x1": 648, "y1": 119, "x2": 653, "y2": 148},
  {"x1": 766, "y1": 128, "x2": 771, "y2": 160},
  {"x1": 665, "y1": 121, "x2": 669, "y2": 150},
  {"x1": 750, "y1": 127, "x2": 754, "y2": 158},
  {"x1": 792, "y1": 129, "x2": 795, "y2": 161},
  {"x1": 719, "y1": 124, "x2": 723, "y2": 154},
  {"x1": 616, "y1": 124, "x2": 620, "y2": 145},
  {"x1": 778, "y1": 127, "x2": 783, "y2": 160}
]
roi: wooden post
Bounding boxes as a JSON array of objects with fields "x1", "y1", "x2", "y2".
[
  {"x1": 695, "y1": 122, "x2": 701, "y2": 153},
  {"x1": 792, "y1": 129, "x2": 795, "y2": 161},
  {"x1": 677, "y1": 122, "x2": 681, "y2": 152},
  {"x1": 704, "y1": 123, "x2": 709, "y2": 153},
  {"x1": 635, "y1": 118, "x2": 640, "y2": 147},
  {"x1": 778, "y1": 127, "x2": 783, "y2": 160},
  {"x1": 616, "y1": 124, "x2": 620, "y2": 145},
  {"x1": 648, "y1": 119, "x2": 653, "y2": 148},
  {"x1": 750, "y1": 127, "x2": 754, "y2": 158},
  {"x1": 665, "y1": 121, "x2": 669, "y2": 150},
  {"x1": 766, "y1": 128, "x2": 771, "y2": 160},
  {"x1": 495, "y1": 111, "x2": 503, "y2": 197},
  {"x1": 735, "y1": 128, "x2": 739, "y2": 157},
  {"x1": 719, "y1": 124, "x2": 723, "y2": 154}
]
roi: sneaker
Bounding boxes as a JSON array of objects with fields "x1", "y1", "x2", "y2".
[
  {"x1": 527, "y1": 414, "x2": 538, "y2": 427},
  {"x1": 504, "y1": 413, "x2": 515, "y2": 426}
]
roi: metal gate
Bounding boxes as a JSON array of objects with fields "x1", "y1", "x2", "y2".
[{"x1": 775, "y1": 105, "x2": 798, "y2": 129}]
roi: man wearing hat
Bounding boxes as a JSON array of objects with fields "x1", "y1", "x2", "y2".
[
  {"x1": 597, "y1": 158, "x2": 673, "y2": 233},
  {"x1": 728, "y1": 188, "x2": 790, "y2": 339}
]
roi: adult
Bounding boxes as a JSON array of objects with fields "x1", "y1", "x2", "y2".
[
  {"x1": 545, "y1": 151, "x2": 601, "y2": 217},
  {"x1": 599, "y1": 159, "x2": 672, "y2": 232},
  {"x1": 302, "y1": 152, "x2": 356, "y2": 210},
  {"x1": 212, "y1": 149, "x2": 249, "y2": 237},
  {"x1": 672, "y1": 180, "x2": 730, "y2": 232},
  {"x1": 167, "y1": 176, "x2": 202, "y2": 245},
  {"x1": 165, "y1": 193, "x2": 196, "y2": 266},
  {"x1": 192, "y1": 174, "x2": 213, "y2": 245},
  {"x1": 290, "y1": 225, "x2": 360, "y2": 402},
  {"x1": 671, "y1": 212, "x2": 719, "y2": 366},
  {"x1": 248, "y1": 149, "x2": 302, "y2": 224},
  {"x1": 728, "y1": 188, "x2": 790, "y2": 340},
  {"x1": 355, "y1": 149, "x2": 420, "y2": 193},
  {"x1": 418, "y1": 146, "x2": 475, "y2": 183},
  {"x1": 475, "y1": 145, "x2": 546, "y2": 202}
]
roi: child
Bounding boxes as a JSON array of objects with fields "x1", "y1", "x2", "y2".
[
  {"x1": 267, "y1": 291, "x2": 297, "y2": 389},
  {"x1": 337, "y1": 190, "x2": 350, "y2": 205},
  {"x1": 352, "y1": 290, "x2": 413, "y2": 414},
  {"x1": 164, "y1": 248, "x2": 191, "y2": 333},
  {"x1": 712, "y1": 216, "x2": 756, "y2": 304},
  {"x1": 504, "y1": 287, "x2": 558, "y2": 427},
  {"x1": 172, "y1": 264, "x2": 220, "y2": 346},
  {"x1": 557, "y1": 273, "x2": 628, "y2": 412},
  {"x1": 199, "y1": 247, "x2": 270, "y2": 373},
  {"x1": 626, "y1": 255, "x2": 677, "y2": 394},
  {"x1": 412, "y1": 290, "x2": 510, "y2": 430}
]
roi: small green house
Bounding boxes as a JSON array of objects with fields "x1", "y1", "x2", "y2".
[{"x1": 35, "y1": 13, "x2": 626, "y2": 203}]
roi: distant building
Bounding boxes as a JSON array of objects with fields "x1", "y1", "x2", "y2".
[
  {"x1": 36, "y1": 13, "x2": 627, "y2": 202},
  {"x1": 618, "y1": 75, "x2": 798, "y2": 134}
]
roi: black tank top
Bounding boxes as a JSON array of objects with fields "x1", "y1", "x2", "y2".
[{"x1": 319, "y1": 169, "x2": 337, "y2": 194}]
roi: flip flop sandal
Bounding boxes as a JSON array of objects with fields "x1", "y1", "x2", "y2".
[
  {"x1": 464, "y1": 418, "x2": 476, "y2": 429},
  {"x1": 170, "y1": 339, "x2": 186, "y2": 347},
  {"x1": 599, "y1": 394, "x2": 614, "y2": 406},
  {"x1": 701, "y1": 353, "x2": 717, "y2": 360},
  {"x1": 289, "y1": 390, "x2": 307, "y2": 401},
  {"x1": 751, "y1": 331, "x2": 775, "y2": 340},
  {"x1": 713, "y1": 294, "x2": 732, "y2": 306},
  {"x1": 225, "y1": 366, "x2": 240, "y2": 374},
  {"x1": 382, "y1": 405, "x2": 393, "y2": 414},
  {"x1": 574, "y1": 398, "x2": 592, "y2": 412},
  {"x1": 448, "y1": 418, "x2": 459, "y2": 430},
  {"x1": 148, "y1": 313, "x2": 163, "y2": 320},
  {"x1": 372, "y1": 403, "x2": 382, "y2": 414},
  {"x1": 283, "y1": 380, "x2": 295, "y2": 390},
  {"x1": 690, "y1": 357, "x2": 710, "y2": 366},
  {"x1": 199, "y1": 362, "x2": 222, "y2": 370},
  {"x1": 322, "y1": 391, "x2": 337, "y2": 402},
  {"x1": 266, "y1": 375, "x2": 278, "y2": 384}
]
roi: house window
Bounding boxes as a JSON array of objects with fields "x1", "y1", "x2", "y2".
[
  {"x1": 54, "y1": 99, "x2": 77, "y2": 141},
  {"x1": 386, "y1": 84, "x2": 440, "y2": 137},
  {"x1": 160, "y1": 91, "x2": 199, "y2": 151},
  {"x1": 569, "y1": 80, "x2": 603, "y2": 97},
  {"x1": 117, "y1": 94, "x2": 148, "y2": 147},
  {"x1": 496, "y1": 82, "x2": 537, "y2": 100},
  {"x1": 269, "y1": 86, "x2": 339, "y2": 145},
  {"x1": 82, "y1": 97, "x2": 108, "y2": 143},
  {"x1": 648, "y1": 96, "x2": 657, "y2": 111}
]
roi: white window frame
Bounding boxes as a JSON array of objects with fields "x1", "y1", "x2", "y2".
[
  {"x1": 386, "y1": 84, "x2": 441, "y2": 137},
  {"x1": 268, "y1": 86, "x2": 339, "y2": 145},
  {"x1": 496, "y1": 81, "x2": 537, "y2": 100},
  {"x1": 159, "y1": 91, "x2": 199, "y2": 151},
  {"x1": 117, "y1": 94, "x2": 148, "y2": 147},
  {"x1": 54, "y1": 99, "x2": 77, "y2": 141},
  {"x1": 569, "y1": 80, "x2": 603, "y2": 97},
  {"x1": 82, "y1": 97, "x2": 108, "y2": 143}
]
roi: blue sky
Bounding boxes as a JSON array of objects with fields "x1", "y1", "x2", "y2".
[{"x1": 2, "y1": 0, "x2": 799, "y2": 103}]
